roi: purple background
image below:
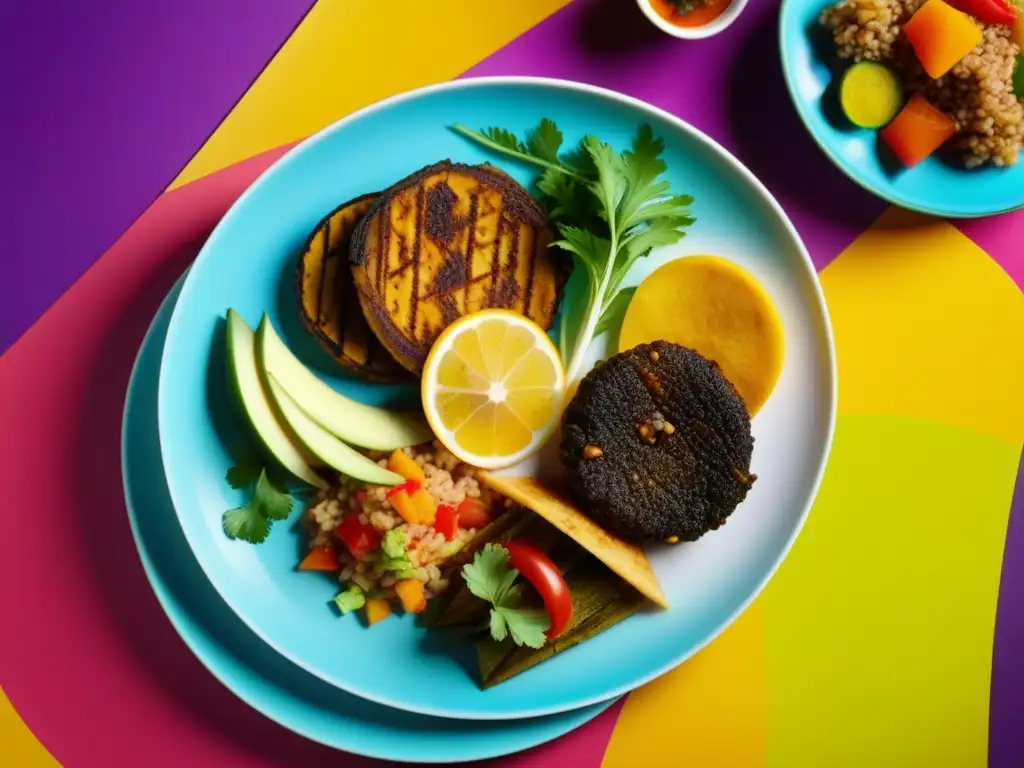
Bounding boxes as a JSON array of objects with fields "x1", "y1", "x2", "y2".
[{"x1": 0, "y1": 0, "x2": 314, "y2": 354}]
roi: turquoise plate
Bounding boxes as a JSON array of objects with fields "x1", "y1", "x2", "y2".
[
  {"x1": 125, "y1": 276, "x2": 612, "y2": 762},
  {"x1": 780, "y1": 0, "x2": 1024, "y2": 217},
  {"x1": 158, "y1": 77, "x2": 836, "y2": 719}
]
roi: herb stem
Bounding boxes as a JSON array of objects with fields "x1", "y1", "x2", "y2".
[
  {"x1": 450, "y1": 125, "x2": 588, "y2": 182},
  {"x1": 565, "y1": 229, "x2": 618, "y2": 383}
]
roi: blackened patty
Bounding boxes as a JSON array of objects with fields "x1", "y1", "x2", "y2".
[{"x1": 560, "y1": 341, "x2": 756, "y2": 542}]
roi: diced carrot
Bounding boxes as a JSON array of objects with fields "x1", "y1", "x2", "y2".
[
  {"x1": 410, "y1": 489, "x2": 437, "y2": 525},
  {"x1": 1012, "y1": 14, "x2": 1024, "y2": 48},
  {"x1": 365, "y1": 598, "x2": 392, "y2": 625},
  {"x1": 456, "y1": 498, "x2": 492, "y2": 529},
  {"x1": 880, "y1": 93, "x2": 958, "y2": 167},
  {"x1": 298, "y1": 544, "x2": 339, "y2": 572},
  {"x1": 390, "y1": 489, "x2": 419, "y2": 524},
  {"x1": 904, "y1": 0, "x2": 982, "y2": 79},
  {"x1": 387, "y1": 449, "x2": 426, "y2": 484},
  {"x1": 394, "y1": 579, "x2": 427, "y2": 614}
]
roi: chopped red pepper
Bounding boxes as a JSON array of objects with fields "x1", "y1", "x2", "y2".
[
  {"x1": 456, "y1": 497, "x2": 492, "y2": 529},
  {"x1": 336, "y1": 515, "x2": 381, "y2": 560},
  {"x1": 433, "y1": 504, "x2": 459, "y2": 541},
  {"x1": 505, "y1": 541, "x2": 573, "y2": 639},
  {"x1": 947, "y1": 0, "x2": 1017, "y2": 26},
  {"x1": 386, "y1": 479, "x2": 421, "y2": 499}
]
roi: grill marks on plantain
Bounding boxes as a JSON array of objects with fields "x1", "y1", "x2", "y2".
[
  {"x1": 296, "y1": 194, "x2": 407, "y2": 382},
  {"x1": 350, "y1": 162, "x2": 565, "y2": 374}
]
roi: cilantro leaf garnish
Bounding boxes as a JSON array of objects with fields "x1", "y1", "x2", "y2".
[
  {"x1": 335, "y1": 584, "x2": 366, "y2": 615},
  {"x1": 223, "y1": 503, "x2": 272, "y2": 544},
  {"x1": 222, "y1": 463, "x2": 295, "y2": 544},
  {"x1": 462, "y1": 544, "x2": 550, "y2": 649},
  {"x1": 252, "y1": 469, "x2": 293, "y2": 521},
  {"x1": 226, "y1": 457, "x2": 261, "y2": 489},
  {"x1": 451, "y1": 119, "x2": 695, "y2": 381}
]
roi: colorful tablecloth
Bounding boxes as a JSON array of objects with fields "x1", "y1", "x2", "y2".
[{"x1": 2, "y1": 1, "x2": 1021, "y2": 766}]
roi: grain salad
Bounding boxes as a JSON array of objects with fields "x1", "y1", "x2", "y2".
[
  {"x1": 304, "y1": 442, "x2": 499, "y2": 616},
  {"x1": 820, "y1": 0, "x2": 1023, "y2": 167}
]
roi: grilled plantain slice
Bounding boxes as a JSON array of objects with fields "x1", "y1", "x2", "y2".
[
  {"x1": 349, "y1": 161, "x2": 569, "y2": 374},
  {"x1": 296, "y1": 193, "x2": 408, "y2": 383}
]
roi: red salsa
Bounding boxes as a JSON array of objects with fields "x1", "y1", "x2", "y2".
[{"x1": 650, "y1": 0, "x2": 731, "y2": 27}]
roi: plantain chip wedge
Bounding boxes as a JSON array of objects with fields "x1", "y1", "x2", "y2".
[
  {"x1": 349, "y1": 161, "x2": 570, "y2": 374},
  {"x1": 296, "y1": 193, "x2": 409, "y2": 383}
]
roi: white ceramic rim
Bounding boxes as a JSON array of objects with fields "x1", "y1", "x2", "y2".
[
  {"x1": 635, "y1": 0, "x2": 750, "y2": 39},
  {"x1": 158, "y1": 75, "x2": 838, "y2": 720}
]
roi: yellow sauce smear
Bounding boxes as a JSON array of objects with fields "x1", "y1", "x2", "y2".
[
  {"x1": 619, "y1": 255, "x2": 784, "y2": 416},
  {"x1": 649, "y1": 0, "x2": 731, "y2": 28}
]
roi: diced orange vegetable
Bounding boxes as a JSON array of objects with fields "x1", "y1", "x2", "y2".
[
  {"x1": 1012, "y1": 14, "x2": 1024, "y2": 48},
  {"x1": 365, "y1": 598, "x2": 392, "y2": 625},
  {"x1": 410, "y1": 489, "x2": 437, "y2": 525},
  {"x1": 395, "y1": 579, "x2": 427, "y2": 614},
  {"x1": 387, "y1": 449, "x2": 426, "y2": 484},
  {"x1": 456, "y1": 498, "x2": 492, "y2": 529},
  {"x1": 390, "y1": 489, "x2": 418, "y2": 524},
  {"x1": 904, "y1": 0, "x2": 982, "y2": 79},
  {"x1": 298, "y1": 544, "x2": 339, "y2": 572},
  {"x1": 880, "y1": 93, "x2": 958, "y2": 167}
]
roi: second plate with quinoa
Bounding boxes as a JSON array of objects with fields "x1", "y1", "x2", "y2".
[
  {"x1": 157, "y1": 77, "x2": 836, "y2": 720},
  {"x1": 780, "y1": 0, "x2": 1024, "y2": 217}
]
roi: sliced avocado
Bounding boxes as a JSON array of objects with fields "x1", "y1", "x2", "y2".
[
  {"x1": 265, "y1": 374, "x2": 403, "y2": 486},
  {"x1": 257, "y1": 315, "x2": 432, "y2": 451},
  {"x1": 225, "y1": 309, "x2": 327, "y2": 489}
]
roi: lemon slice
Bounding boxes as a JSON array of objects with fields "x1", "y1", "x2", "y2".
[{"x1": 422, "y1": 310, "x2": 566, "y2": 470}]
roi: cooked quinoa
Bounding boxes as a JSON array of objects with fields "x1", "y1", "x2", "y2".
[
  {"x1": 820, "y1": 0, "x2": 1023, "y2": 167},
  {"x1": 306, "y1": 441, "x2": 495, "y2": 600}
]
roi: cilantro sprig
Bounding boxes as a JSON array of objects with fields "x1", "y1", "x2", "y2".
[
  {"x1": 462, "y1": 543, "x2": 549, "y2": 649},
  {"x1": 452, "y1": 119, "x2": 695, "y2": 381},
  {"x1": 222, "y1": 461, "x2": 295, "y2": 544}
]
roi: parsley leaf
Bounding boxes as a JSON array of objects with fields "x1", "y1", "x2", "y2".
[
  {"x1": 461, "y1": 544, "x2": 550, "y2": 648},
  {"x1": 223, "y1": 503, "x2": 271, "y2": 544},
  {"x1": 252, "y1": 469, "x2": 293, "y2": 521},
  {"x1": 226, "y1": 458, "x2": 262, "y2": 489},
  {"x1": 452, "y1": 119, "x2": 695, "y2": 381},
  {"x1": 463, "y1": 543, "x2": 515, "y2": 602},
  {"x1": 222, "y1": 463, "x2": 295, "y2": 544},
  {"x1": 482, "y1": 127, "x2": 526, "y2": 155},
  {"x1": 501, "y1": 608, "x2": 549, "y2": 649},
  {"x1": 526, "y1": 118, "x2": 563, "y2": 164},
  {"x1": 335, "y1": 584, "x2": 366, "y2": 615}
]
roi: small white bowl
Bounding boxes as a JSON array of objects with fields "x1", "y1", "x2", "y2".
[{"x1": 636, "y1": 0, "x2": 748, "y2": 39}]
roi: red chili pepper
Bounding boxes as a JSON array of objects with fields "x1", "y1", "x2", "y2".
[
  {"x1": 432, "y1": 504, "x2": 459, "y2": 541},
  {"x1": 336, "y1": 515, "x2": 381, "y2": 560},
  {"x1": 386, "y1": 479, "x2": 421, "y2": 499},
  {"x1": 456, "y1": 497, "x2": 492, "y2": 529},
  {"x1": 504, "y1": 542, "x2": 573, "y2": 639},
  {"x1": 947, "y1": 0, "x2": 1017, "y2": 26}
]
